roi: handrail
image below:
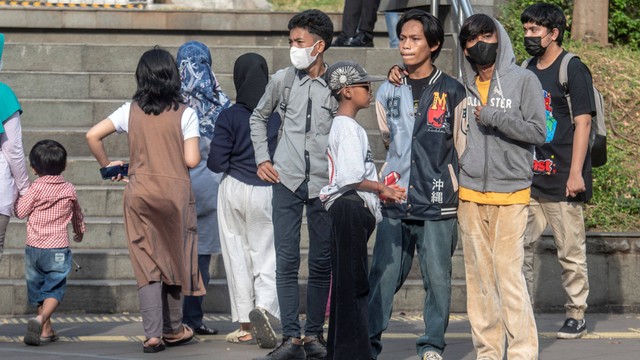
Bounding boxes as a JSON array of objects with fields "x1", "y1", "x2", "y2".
[
  {"x1": 449, "y1": 0, "x2": 474, "y2": 31},
  {"x1": 447, "y1": 0, "x2": 474, "y2": 76}
]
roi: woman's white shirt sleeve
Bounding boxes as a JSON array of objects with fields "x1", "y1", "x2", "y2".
[
  {"x1": 107, "y1": 102, "x2": 200, "y2": 140},
  {"x1": 182, "y1": 107, "x2": 200, "y2": 140},
  {"x1": 108, "y1": 102, "x2": 131, "y2": 133}
]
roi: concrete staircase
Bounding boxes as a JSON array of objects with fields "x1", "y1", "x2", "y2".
[
  {"x1": 0, "y1": 5, "x2": 469, "y2": 315},
  {"x1": 0, "y1": 2, "x2": 484, "y2": 314},
  {"x1": 3, "y1": 3, "x2": 639, "y2": 317}
]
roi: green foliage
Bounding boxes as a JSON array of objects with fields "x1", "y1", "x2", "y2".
[
  {"x1": 269, "y1": 0, "x2": 343, "y2": 12},
  {"x1": 609, "y1": 0, "x2": 640, "y2": 50},
  {"x1": 498, "y1": 0, "x2": 572, "y2": 64},
  {"x1": 586, "y1": 137, "x2": 640, "y2": 230},
  {"x1": 500, "y1": 0, "x2": 640, "y2": 56},
  {"x1": 563, "y1": 44, "x2": 640, "y2": 231}
]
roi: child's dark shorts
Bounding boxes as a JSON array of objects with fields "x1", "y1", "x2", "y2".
[{"x1": 24, "y1": 246, "x2": 71, "y2": 306}]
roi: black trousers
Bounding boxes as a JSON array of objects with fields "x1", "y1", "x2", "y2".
[
  {"x1": 326, "y1": 191, "x2": 376, "y2": 360},
  {"x1": 340, "y1": 0, "x2": 382, "y2": 37}
]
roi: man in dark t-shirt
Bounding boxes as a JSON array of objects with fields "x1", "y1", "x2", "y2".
[{"x1": 521, "y1": 3, "x2": 596, "y2": 340}]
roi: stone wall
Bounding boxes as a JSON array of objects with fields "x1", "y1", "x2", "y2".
[{"x1": 531, "y1": 233, "x2": 640, "y2": 313}]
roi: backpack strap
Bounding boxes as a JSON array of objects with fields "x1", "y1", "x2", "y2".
[
  {"x1": 559, "y1": 52, "x2": 578, "y2": 125},
  {"x1": 520, "y1": 56, "x2": 534, "y2": 69},
  {"x1": 278, "y1": 66, "x2": 297, "y2": 118}
]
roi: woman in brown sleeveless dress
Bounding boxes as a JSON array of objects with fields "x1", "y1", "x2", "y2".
[{"x1": 86, "y1": 47, "x2": 204, "y2": 353}]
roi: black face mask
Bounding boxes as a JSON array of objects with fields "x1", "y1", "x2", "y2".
[
  {"x1": 524, "y1": 32, "x2": 551, "y2": 57},
  {"x1": 466, "y1": 41, "x2": 498, "y2": 66}
]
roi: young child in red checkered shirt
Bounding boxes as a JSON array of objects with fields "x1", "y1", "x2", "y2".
[{"x1": 14, "y1": 139, "x2": 85, "y2": 346}]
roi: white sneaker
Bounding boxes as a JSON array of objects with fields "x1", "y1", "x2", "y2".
[{"x1": 422, "y1": 351, "x2": 443, "y2": 360}]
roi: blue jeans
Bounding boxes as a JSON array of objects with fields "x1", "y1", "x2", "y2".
[
  {"x1": 182, "y1": 254, "x2": 212, "y2": 328},
  {"x1": 25, "y1": 246, "x2": 72, "y2": 306},
  {"x1": 272, "y1": 182, "x2": 331, "y2": 338},
  {"x1": 385, "y1": 12, "x2": 400, "y2": 48},
  {"x1": 368, "y1": 217, "x2": 457, "y2": 358}
]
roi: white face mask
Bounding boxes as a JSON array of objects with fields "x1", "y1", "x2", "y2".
[{"x1": 289, "y1": 40, "x2": 320, "y2": 70}]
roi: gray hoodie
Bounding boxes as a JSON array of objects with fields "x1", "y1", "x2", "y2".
[{"x1": 457, "y1": 16, "x2": 546, "y2": 194}]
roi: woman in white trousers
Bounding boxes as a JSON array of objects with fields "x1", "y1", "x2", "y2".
[{"x1": 208, "y1": 53, "x2": 280, "y2": 349}]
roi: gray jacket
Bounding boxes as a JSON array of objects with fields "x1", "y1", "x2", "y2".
[
  {"x1": 458, "y1": 17, "x2": 546, "y2": 193},
  {"x1": 250, "y1": 66, "x2": 335, "y2": 197}
]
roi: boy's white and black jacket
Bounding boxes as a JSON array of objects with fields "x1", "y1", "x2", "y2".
[
  {"x1": 458, "y1": 16, "x2": 546, "y2": 193},
  {"x1": 375, "y1": 68, "x2": 466, "y2": 220}
]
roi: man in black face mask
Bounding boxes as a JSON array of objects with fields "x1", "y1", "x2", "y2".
[
  {"x1": 520, "y1": 3, "x2": 596, "y2": 341},
  {"x1": 457, "y1": 13, "x2": 546, "y2": 360}
]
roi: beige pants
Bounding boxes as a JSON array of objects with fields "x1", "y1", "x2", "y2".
[
  {"x1": 459, "y1": 201, "x2": 538, "y2": 360},
  {"x1": 523, "y1": 197, "x2": 589, "y2": 320}
]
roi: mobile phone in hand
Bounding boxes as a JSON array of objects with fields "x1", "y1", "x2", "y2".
[{"x1": 100, "y1": 164, "x2": 129, "y2": 179}]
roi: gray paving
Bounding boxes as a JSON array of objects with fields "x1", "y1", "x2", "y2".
[{"x1": 1, "y1": 313, "x2": 639, "y2": 359}]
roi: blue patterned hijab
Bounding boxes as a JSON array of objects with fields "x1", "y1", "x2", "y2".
[{"x1": 177, "y1": 41, "x2": 231, "y2": 139}]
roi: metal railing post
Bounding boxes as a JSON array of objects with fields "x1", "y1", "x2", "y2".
[{"x1": 431, "y1": 0, "x2": 439, "y2": 18}]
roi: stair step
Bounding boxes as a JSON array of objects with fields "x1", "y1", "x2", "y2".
[
  {"x1": 19, "y1": 99, "x2": 384, "y2": 131},
  {"x1": 0, "y1": 246, "x2": 467, "y2": 282},
  {"x1": 20, "y1": 99, "x2": 123, "y2": 128},
  {"x1": 0, "y1": 278, "x2": 469, "y2": 315},
  {"x1": 21, "y1": 128, "x2": 388, "y2": 162},
  {"x1": 5, "y1": 217, "x2": 125, "y2": 249},
  {"x1": 2, "y1": 44, "x2": 406, "y2": 75}
]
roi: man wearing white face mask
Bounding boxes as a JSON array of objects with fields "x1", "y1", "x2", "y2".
[{"x1": 250, "y1": 9, "x2": 337, "y2": 360}]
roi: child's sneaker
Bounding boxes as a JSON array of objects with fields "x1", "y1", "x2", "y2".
[{"x1": 557, "y1": 318, "x2": 587, "y2": 339}]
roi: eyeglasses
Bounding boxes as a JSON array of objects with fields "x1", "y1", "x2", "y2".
[{"x1": 348, "y1": 84, "x2": 372, "y2": 93}]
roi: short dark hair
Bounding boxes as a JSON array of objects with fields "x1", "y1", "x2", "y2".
[
  {"x1": 132, "y1": 46, "x2": 182, "y2": 116},
  {"x1": 288, "y1": 9, "x2": 334, "y2": 51},
  {"x1": 459, "y1": 14, "x2": 497, "y2": 49},
  {"x1": 29, "y1": 139, "x2": 67, "y2": 176},
  {"x1": 396, "y1": 9, "x2": 445, "y2": 61},
  {"x1": 521, "y1": 3, "x2": 566, "y2": 46}
]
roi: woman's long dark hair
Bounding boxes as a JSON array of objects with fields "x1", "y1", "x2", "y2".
[{"x1": 132, "y1": 46, "x2": 182, "y2": 115}]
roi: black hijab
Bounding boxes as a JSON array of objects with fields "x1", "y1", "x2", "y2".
[{"x1": 233, "y1": 53, "x2": 269, "y2": 111}]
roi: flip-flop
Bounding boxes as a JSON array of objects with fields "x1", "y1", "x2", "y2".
[
  {"x1": 24, "y1": 318, "x2": 42, "y2": 346},
  {"x1": 143, "y1": 338, "x2": 166, "y2": 353},
  {"x1": 163, "y1": 324, "x2": 194, "y2": 347},
  {"x1": 40, "y1": 332, "x2": 60, "y2": 343}
]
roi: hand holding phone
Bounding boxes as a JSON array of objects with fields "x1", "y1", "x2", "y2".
[{"x1": 100, "y1": 163, "x2": 129, "y2": 180}]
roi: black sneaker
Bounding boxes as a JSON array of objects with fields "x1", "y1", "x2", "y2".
[
  {"x1": 253, "y1": 337, "x2": 306, "y2": 360},
  {"x1": 303, "y1": 334, "x2": 327, "y2": 360},
  {"x1": 557, "y1": 318, "x2": 587, "y2": 339},
  {"x1": 193, "y1": 324, "x2": 219, "y2": 335},
  {"x1": 332, "y1": 34, "x2": 351, "y2": 47},
  {"x1": 347, "y1": 32, "x2": 374, "y2": 47}
]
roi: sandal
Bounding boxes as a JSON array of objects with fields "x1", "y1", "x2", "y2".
[
  {"x1": 24, "y1": 317, "x2": 42, "y2": 346},
  {"x1": 143, "y1": 338, "x2": 166, "y2": 353},
  {"x1": 40, "y1": 331, "x2": 60, "y2": 343},
  {"x1": 226, "y1": 329, "x2": 257, "y2": 345},
  {"x1": 163, "y1": 324, "x2": 194, "y2": 347}
]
